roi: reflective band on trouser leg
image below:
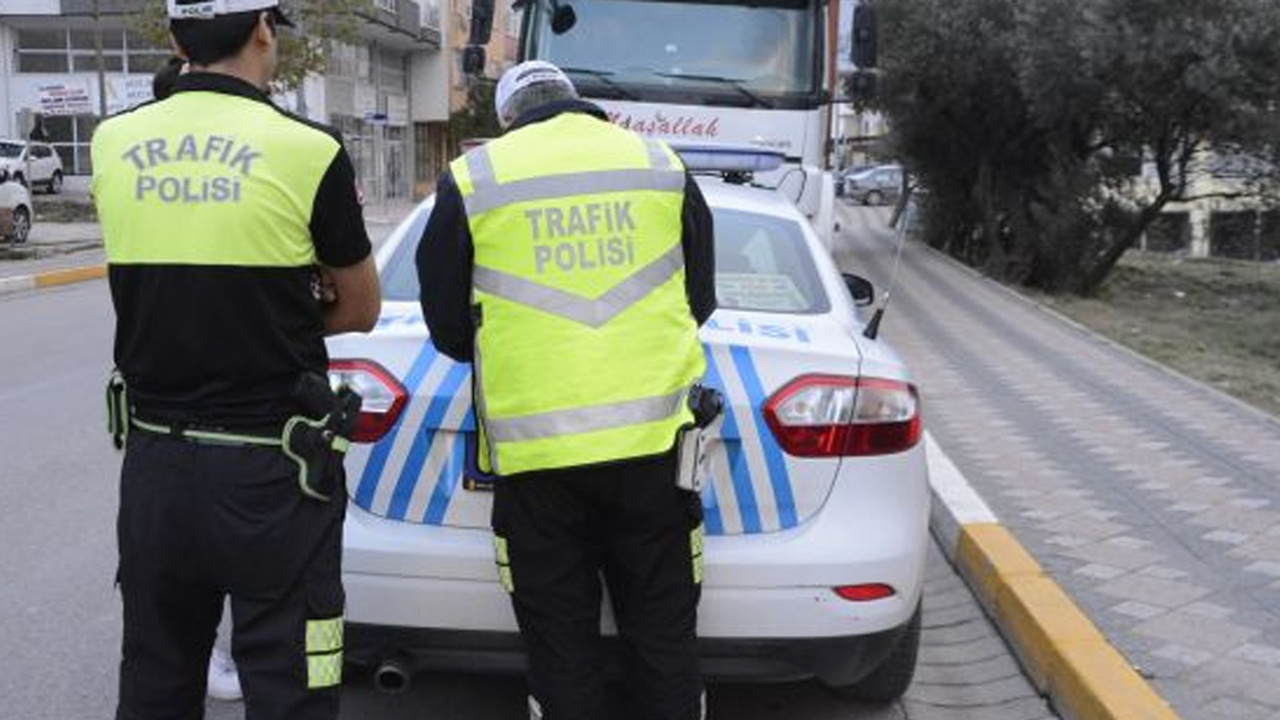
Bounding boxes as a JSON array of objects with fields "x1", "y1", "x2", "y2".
[
  {"x1": 691, "y1": 524, "x2": 704, "y2": 584},
  {"x1": 305, "y1": 617, "x2": 343, "y2": 690},
  {"x1": 494, "y1": 535, "x2": 514, "y2": 593}
]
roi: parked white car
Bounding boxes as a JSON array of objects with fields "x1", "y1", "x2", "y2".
[
  {"x1": 0, "y1": 139, "x2": 64, "y2": 194},
  {"x1": 325, "y1": 149, "x2": 930, "y2": 703},
  {"x1": 0, "y1": 169, "x2": 33, "y2": 245}
]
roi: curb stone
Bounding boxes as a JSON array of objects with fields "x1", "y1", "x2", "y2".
[
  {"x1": 925, "y1": 433, "x2": 1181, "y2": 720},
  {"x1": 0, "y1": 264, "x2": 106, "y2": 297}
]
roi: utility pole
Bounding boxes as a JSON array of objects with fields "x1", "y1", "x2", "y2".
[{"x1": 94, "y1": 0, "x2": 109, "y2": 118}]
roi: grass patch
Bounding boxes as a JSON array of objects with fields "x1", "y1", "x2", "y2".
[
  {"x1": 33, "y1": 198, "x2": 97, "y2": 224},
  {"x1": 1037, "y1": 252, "x2": 1280, "y2": 419}
]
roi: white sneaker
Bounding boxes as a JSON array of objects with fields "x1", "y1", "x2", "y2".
[{"x1": 207, "y1": 647, "x2": 243, "y2": 701}]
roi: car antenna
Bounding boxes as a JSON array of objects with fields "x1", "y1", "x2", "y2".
[{"x1": 864, "y1": 187, "x2": 912, "y2": 340}]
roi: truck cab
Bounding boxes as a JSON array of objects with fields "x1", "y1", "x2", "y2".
[{"x1": 467, "y1": 0, "x2": 844, "y2": 247}]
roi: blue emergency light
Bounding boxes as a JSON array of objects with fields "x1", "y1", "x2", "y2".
[{"x1": 670, "y1": 142, "x2": 786, "y2": 174}]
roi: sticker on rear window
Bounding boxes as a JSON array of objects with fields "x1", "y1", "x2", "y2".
[{"x1": 715, "y1": 273, "x2": 809, "y2": 313}]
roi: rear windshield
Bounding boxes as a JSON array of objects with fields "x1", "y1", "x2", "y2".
[{"x1": 382, "y1": 204, "x2": 829, "y2": 315}]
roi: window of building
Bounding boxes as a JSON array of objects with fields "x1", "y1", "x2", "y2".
[
  {"x1": 327, "y1": 42, "x2": 373, "y2": 82},
  {"x1": 17, "y1": 53, "x2": 69, "y2": 73},
  {"x1": 16, "y1": 29, "x2": 69, "y2": 73},
  {"x1": 16, "y1": 26, "x2": 167, "y2": 75},
  {"x1": 38, "y1": 113, "x2": 98, "y2": 175},
  {"x1": 376, "y1": 49, "x2": 408, "y2": 93}
]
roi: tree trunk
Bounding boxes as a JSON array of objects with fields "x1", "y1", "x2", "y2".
[
  {"x1": 1078, "y1": 198, "x2": 1167, "y2": 295},
  {"x1": 975, "y1": 156, "x2": 1008, "y2": 277}
]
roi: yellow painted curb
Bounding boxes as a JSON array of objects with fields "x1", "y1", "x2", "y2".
[
  {"x1": 956, "y1": 522, "x2": 1181, "y2": 720},
  {"x1": 32, "y1": 265, "x2": 106, "y2": 288}
]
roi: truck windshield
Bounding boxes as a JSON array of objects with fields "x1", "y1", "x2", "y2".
[{"x1": 525, "y1": 0, "x2": 821, "y2": 109}]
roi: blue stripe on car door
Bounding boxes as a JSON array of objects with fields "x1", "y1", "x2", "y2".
[
  {"x1": 386, "y1": 362, "x2": 471, "y2": 521},
  {"x1": 423, "y1": 430, "x2": 470, "y2": 525},
  {"x1": 354, "y1": 341, "x2": 439, "y2": 509},
  {"x1": 703, "y1": 347, "x2": 762, "y2": 534},
  {"x1": 730, "y1": 345, "x2": 798, "y2": 529}
]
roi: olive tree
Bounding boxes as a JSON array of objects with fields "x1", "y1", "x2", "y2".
[
  {"x1": 133, "y1": 0, "x2": 370, "y2": 94},
  {"x1": 874, "y1": 0, "x2": 1280, "y2": 294}
]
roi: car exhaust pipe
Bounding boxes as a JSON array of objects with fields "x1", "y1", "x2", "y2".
[{"x1": 372, "y1": 658, "x2": 412, "y2": 695}]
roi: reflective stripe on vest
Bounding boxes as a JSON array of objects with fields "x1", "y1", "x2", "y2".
[
  {"x1": 453, "y1": 115, "x2": 704, "y2": 476},
  {"x1": 485, "y1": 388, "x2": 688, "y2": 444},
  {"x1": 461, "y1": 138, "x2": 682, "y2": 217},
  {"x1": 472, "y1": 243, "x2": 684, "y2": 328}
]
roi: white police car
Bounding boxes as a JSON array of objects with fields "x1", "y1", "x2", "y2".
[{"x1": 325, "y1": 148, "x2": 929, "y2": 702}]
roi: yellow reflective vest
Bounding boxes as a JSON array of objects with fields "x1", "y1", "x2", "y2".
[
  {"x1": 93, "y1": 88, "x2": 338, "y2": 268},
  {"x1": 451, "y1": 112, "x2": 705, "y2": 476}
]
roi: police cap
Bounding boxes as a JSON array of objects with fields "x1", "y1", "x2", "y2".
[{"x1": 167, "y1": 0, "x2": 294, "y2": 27}]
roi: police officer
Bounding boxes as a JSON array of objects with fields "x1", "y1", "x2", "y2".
[
  {"x1": 92, "y1": 2, "x2": 380, "y2": 718},
  {"x1": 417, "y1": 61, "x2": 716, "y2": 720}
]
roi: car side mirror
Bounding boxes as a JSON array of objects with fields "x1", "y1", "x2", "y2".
[
  {"x1": 551, "y1": 1, "x2": 577, "y2": 34},
  {"x1": 843, "y1": 273, "x2": 875, "y2": 307}
]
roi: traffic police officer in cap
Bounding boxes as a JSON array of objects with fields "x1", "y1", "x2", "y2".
[
  {"x1": 93, "y1": 0, "x2": 380, "y2": 717},
  {"x1": 417, "y1": 60, "x2": 717, "y2": 720}
]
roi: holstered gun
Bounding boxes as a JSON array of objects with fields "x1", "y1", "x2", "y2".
[{"x1": 283, "y1": 373, "x2": 363, "y2": 502}]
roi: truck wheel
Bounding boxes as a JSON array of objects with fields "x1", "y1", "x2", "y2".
[{"x1": 826, "y1": 600, "x2": 921, "y2": 703}]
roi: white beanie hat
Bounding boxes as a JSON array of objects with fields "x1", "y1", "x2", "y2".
[{"x1": 494, "y1": 61, "x2": 577, "y2": 128}]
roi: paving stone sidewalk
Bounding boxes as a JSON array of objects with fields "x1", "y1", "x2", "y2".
[{"x1": 836, "y1": 205, "x2": 1280, "y2": 720}]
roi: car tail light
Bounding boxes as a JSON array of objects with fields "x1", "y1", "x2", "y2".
[
  {"x1": 833, "y1": 584, "x2": 896, "y2": 602},
  {"x1": 763, "y1": 375, "x2": 921, "y2": 457},
  {"x1": 328, "y1": 359, "x2": 408, "y2": 443}
]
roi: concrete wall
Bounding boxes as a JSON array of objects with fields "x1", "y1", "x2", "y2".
[
  {"x1": 0, "y1": 0, "x2": 61, "y2": 15},
  {"x1": 0, "y1": 26, "x2": 13, "y2": 139},
  {"x1": 410, "y1": 39, "x2": 449, "y2": 123}
]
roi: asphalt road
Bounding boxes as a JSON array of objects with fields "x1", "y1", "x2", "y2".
[{"x1": 0, "y1": 210, "x2": 1055, "y2": 720}]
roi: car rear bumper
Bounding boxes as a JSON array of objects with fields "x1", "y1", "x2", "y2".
[
  {"x1": 345, "y1": 619, "x2": 912, "y2": 686},
  {"x1": 340, "y1": 445, "x2": 929, "y2": 682}
]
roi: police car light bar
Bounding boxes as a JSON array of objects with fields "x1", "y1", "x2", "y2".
[{"x1": 669, "y1": 142, "x2": 786, "y2": 174}]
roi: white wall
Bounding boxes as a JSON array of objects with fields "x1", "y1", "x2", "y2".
[
  {"x1": 409, "y1": 50, "x2": 448, "y2": 123},
  {"x1": 0, "y1": 26, "x2": 13, "y2": 138},
  {"x1": 1, "y1": 0, "x2": 62, "y2": 15}
]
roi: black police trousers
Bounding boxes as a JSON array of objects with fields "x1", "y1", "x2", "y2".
[
  {"x1": 115, "y1": 431, "x2": 345, "y2": 720},
  {"x1": 492, "y1": 449, "x2": 705, "y2": 720}
]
